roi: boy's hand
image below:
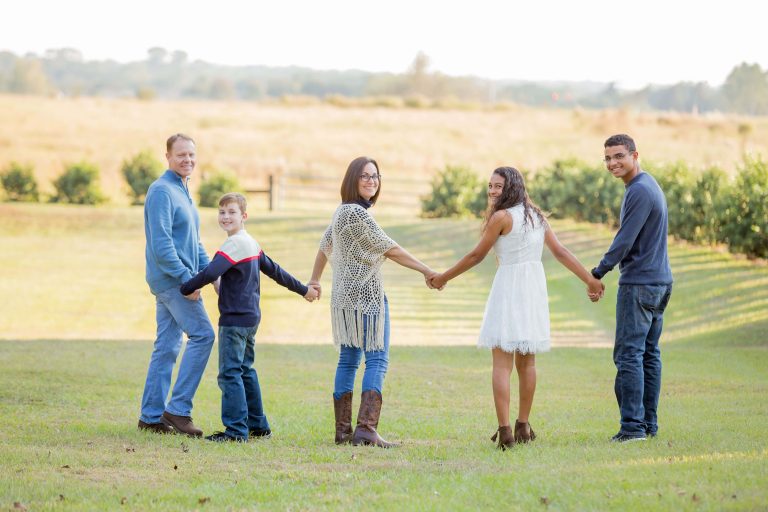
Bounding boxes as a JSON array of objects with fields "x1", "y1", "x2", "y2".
[
  {"x1": 307, "y1": 280, "x2": 321, "y2": 300},
  {"x1": 304, "y1": 284, "x2": 320, "y2": 302}
]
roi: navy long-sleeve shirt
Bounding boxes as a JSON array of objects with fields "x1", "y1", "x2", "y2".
[
  {"x1": 593, "y1": 171, "x2": 673, "y2": 285},
  {"x1": 180, "y1": 229, "x2": 308, "y2": 327}
]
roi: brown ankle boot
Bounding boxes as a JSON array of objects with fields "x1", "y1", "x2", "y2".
[
  {"x1": 514, "y1": 420, "x2": 536, "y2": 443},
  {"x1": 334, "y1": 392, "x2": 353, "y2": 444},
  {"x1": 491, "y1": 426, "x2": 515, "y2": 450},
  {"x1": 351, "y1": 390, "x2": 397, "y2": 448}
]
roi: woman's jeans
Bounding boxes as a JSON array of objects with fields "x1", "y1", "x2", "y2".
[
  {"x1": 218, "y1": 325, "x2": 270, "y2": 440},
  {"x1": 333, "y1": 298, "x2": 390, "y2": 400},
  {"x1": 614, "y1": 284, "x2": 672, "y2": 436},
  {"x1": 140, "y1": 286, "x2": 215, "y2": 424}
]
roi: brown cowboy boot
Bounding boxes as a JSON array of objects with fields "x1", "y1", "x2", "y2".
[
  {"x1": 514, "y1": 420, "x2": 536, "y2": 443},
  {"x1": 161, "y1": 411, "x2": 203, "y2": 438},
  {"x1": 491, "y1": 425, "x2": 515, "y2": 450},
  {"x1": 351, "y1": 390, "x2": 397, "y2": 448},
  {"x1": 334, "y1": 392, "x2": 353, "y2": 444}
]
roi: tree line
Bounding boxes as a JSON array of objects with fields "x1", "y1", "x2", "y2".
[{"x1": 1, "y1": 49, "x2": 768, "y2": 114}]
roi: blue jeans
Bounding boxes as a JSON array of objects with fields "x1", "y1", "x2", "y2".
[
  {"x1": 333, "y1": 297, "x2": 390, "y2": 400},
  {"x1": 140, "y1": 286, "x2": 215, "y2": 423},
  {"x1": 218, "y1": 325, "x2": 270, "y2": 440},
  {"x1": 614, "y1": 284, "x2": 672, "y2": 436}
]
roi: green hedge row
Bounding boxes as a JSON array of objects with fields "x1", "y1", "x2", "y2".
[
  {"x1": 530, "y1": 157, "x2": 768, "y2": 259},
  {"x1": 1, "y1": 153, "x2": 243, "y2": 208}
]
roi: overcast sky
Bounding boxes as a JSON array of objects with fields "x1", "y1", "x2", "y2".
[{"x1": 2, "y1": 0, "x2": 765, "y2": 89}]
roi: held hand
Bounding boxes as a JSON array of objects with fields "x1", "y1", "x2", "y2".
[
  {"x1": 304, "y1": 284, "x2": 320, "y2": 302},
  {"x1": 184, "y1": 289, "x2": 201, "y2": 301},
  {"x1": 587, "y1": 278, "x2": 604, "y2": 303},
  {"x1": 307, "y1": 280, "x2": 321, "y2": 300},
  {"x1": 428, "y1": 272, "x2": 447, "y2": 291}
]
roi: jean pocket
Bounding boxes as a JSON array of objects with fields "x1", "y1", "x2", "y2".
[{"x1": 638, "y1": 285, "x2": 667, "y2": 311}]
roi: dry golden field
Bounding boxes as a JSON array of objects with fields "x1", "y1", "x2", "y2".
[{"x1": 1, "y1": 94, "x2": 767, "y2": 209}]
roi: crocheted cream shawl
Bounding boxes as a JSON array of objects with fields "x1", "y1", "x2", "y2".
[{"x1": 320, "y1": 203, "x2": 397, "y2": 351}]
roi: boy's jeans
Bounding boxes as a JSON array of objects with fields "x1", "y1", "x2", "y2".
[
  {"x1": 333, "y1": 297, "x2": 390, "y2": 400},
  {"x1": 614, "y1": 284, "x2": 672, "y2": 436},
  {"x1": 218, "y1": 325, "x2": 270, "y2": 440},
  {"x1": 140, "y1": 286, "x2": 215, "y2": 424}
]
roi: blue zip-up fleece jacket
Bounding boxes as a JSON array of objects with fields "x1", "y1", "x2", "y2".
[
  {"x1": 180, "y1": 229, "x2": 308, "y2": 327},
  {"x1": 144, "y1": 170, "x2": 210, "y2": 294},
  {"x1": 593, "y1": 171, "x2": 673, "y2": 285}
]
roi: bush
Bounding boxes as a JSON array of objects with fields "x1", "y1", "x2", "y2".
[
  {"x1": 122, "y1": 150, "x2": 163, "y2": 204},
  {"x1": 531, "y1": 159, "x2": 623, "y2": 226},
  {"x1": 50, "y1": 162, "x2": 106, "y2": 205},
  {"x1": 198, "y1": 171, "x2": 243, "y2": 208},
  {"x1": 0, "y1": 162, "x2": 39, "y2": 202},
  {"x1": 421, "y1": 165, "x2": 486, "y2": 218},
  {"x1": 718, "y1": 157, "x2": 768, "y2": 258}
]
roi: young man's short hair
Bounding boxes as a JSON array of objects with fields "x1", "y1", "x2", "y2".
[
  {"x1": 219, "y1": 192, "x2": 248, "y2": 213},
  {"x1": 604, "y1": 134, "x2": 636, "y2": 152}
]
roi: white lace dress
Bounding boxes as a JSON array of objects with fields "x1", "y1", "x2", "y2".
[{"x1": 478, "y1": 204, "x2": 551, "y2": 353}]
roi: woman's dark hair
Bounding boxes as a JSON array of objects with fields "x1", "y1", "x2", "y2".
[
  {"x1": 484, "y1": 166, "x2": 546, "y2": 229},
  {"x1": 340, "y1": 156, "x2": 381, "y2": 204}
]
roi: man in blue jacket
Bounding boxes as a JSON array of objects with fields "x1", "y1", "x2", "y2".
[
  {"x1": 138, "y1": 133, "x2": 215, "y2": 437},
  {"x1": 591, "y1": 134, "x2": 673, "y2": 443}
]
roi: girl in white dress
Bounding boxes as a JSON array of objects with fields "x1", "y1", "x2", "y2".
[{"x1": 430, "y1": 167, "x2": 603, "y2": 450}]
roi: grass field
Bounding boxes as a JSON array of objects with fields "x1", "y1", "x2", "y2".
[
  {"x1": 0, "y1": 204, "x2": 766, "y2": 510},
  {"x1": 2, "y1": 94, "x2": 768, "y2": 206}
]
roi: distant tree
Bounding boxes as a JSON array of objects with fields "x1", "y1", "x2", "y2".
[
  {"x1": 198, "y1": 171, "x2": 243, "y2": 208},
  {"x1": 9, "y1": 58, "x2": 52, "y2": 95},
  {"x1": 0, "y1": 162, "x2": 39, "y2": 202},
  {"x1": 407, "y1": 52, "x2": 431, "y2": 96},
  {"x1": 721, "y1": 62, "x2": 768, "y2": 115},
  {"x1": 122, "y1": 150, "x2": 163, "y2": 204},
  {"x1": 51, "y1": 162, "x2": 106, "y2": 205},
  {"x1": 171, "y1": 50, "x2": 188, "y2": 66},
  {"x1": 421, "y1": 165, "x2": 487, "y2": 218},
  {"x1": 147, "y1": 47, "x2": 168, "y2": 65}
]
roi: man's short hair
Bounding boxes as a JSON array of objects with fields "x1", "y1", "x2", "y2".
[
  {"x1": 166, "y1": 133, "x2": 195, "y2": 152},
  {"x1": 219, "y1": 192, "x2": 247, "y2": 213},
  {"x1": 604, "y1": 134, "x2": 636, "y2": 152}
]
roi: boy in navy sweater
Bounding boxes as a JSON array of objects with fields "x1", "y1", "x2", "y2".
[{"x1": 181, "y1": 193, "x2": 319, "y2": 442}]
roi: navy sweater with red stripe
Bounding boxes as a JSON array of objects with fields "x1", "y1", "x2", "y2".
[{"x1": 180, "y1": 229, "x2": 308, "y2": 327}]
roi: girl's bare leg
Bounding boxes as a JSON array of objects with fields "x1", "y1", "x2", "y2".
[
  {"x1": 491, "y1": 348, "x2": 515, "y2": 426},
  {"x1": 514, "y1": 352, "x2": 536, "y2": 423}
]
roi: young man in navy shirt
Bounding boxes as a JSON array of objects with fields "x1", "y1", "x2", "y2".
[{"x1": 591, "y1": 134, "x2": 673, "y2": 443}]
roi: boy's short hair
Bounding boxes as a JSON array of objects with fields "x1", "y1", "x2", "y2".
[{"x1": 219, "y1": 192, "x2": 247, "y2": 213}]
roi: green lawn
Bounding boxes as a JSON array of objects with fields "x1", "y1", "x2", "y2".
[{"x1": 0, "y1": 203, "x2": 766, "y2": 510}]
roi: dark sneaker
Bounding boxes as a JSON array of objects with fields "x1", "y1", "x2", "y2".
[
  {"x1": 161, "y1": 411, "x2": 203, "y2": 438},
  {"x1": 205, "y1": 431, "x2": 246, "y2": 443},
  {"x1": 137, "y1": 419, "x2": 173, "y2": 434},
  {"x1": 646, "y1": 431, "x2": 657, "y2": 438},
  {"x1": 611, "y1": 433, "x2": 647, "y2": 443},
  {"x1": 249, "y1": 428, "x2": 272, "y2": 439}
]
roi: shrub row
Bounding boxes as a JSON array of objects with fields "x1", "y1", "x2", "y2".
[
  {"x1": 0, "y1": 153, "x2": 243, "y2": 208},
  {"x1": 531, "y1": 158, "x2": 767, "y2": 259}
]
